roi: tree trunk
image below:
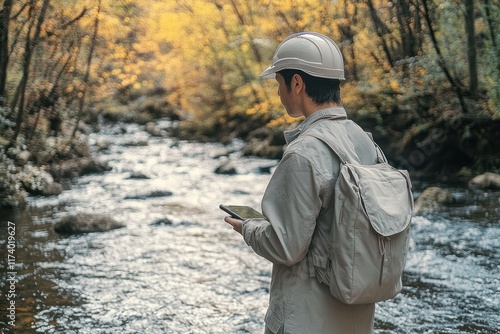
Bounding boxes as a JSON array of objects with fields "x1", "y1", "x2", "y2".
[
  {"x1": 68, "y1": 0, "x2": 101, "y2": 145},
  {"x1": 465, "y1": 0, "x2": 478, "y2": 98},
  {"x1": 8, "y1": 0, "x2": 50, "y2": 149},
  {"x1": 0, "y1": 0, "x2": 13, "y2": 105},
  {"x1": 365, "y1": 0, "x2": 394, "y2": 67},
  {"x1": 483, "y1": 0, "x2": 498, "y2": 50},
  {"x1": 421, "y1": 0, "x2": 468, "y2": 113}
]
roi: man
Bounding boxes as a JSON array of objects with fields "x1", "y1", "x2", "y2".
[{"x1": 224, "y1": 32, "x2": 377, "y2": 334}]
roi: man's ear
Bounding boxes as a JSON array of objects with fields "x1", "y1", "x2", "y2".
[{"x1": 292, "y1": 74, "x2": 305, "y2": 93}]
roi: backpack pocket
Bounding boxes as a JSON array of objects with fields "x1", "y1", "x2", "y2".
[{"x1": 354, "y1": 164, "x2": 413, "y2": 237}]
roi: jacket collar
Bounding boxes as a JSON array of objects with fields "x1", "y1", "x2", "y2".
[{"x1": 283, "y1": 107, "x2": 347, "y2": 144}]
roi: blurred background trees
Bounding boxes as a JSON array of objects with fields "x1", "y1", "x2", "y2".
[{"x1": 1, "y1": 0, "x2": 499, "y2": 206}]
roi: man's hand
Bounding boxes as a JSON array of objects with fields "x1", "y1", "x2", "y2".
[{"x1": 224, "y1": 216, "x2": 243, "y2": 235}]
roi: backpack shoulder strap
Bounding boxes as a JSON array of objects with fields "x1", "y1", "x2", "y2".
[
  {"x1": 306, "y1": 133, "x2": 350, "y2": 164},
  {"x1": 365, "y1": 131, "x2": 387, "y2": 163},
  {"x1": 302, "y1": 117, "x2": 384, "y2": 165}
]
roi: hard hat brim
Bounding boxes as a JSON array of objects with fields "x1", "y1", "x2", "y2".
[
  {"x1": 260, "y1": 66, "x2": 277, "y2": 79},
  {"x1": 260, "y1": 63, "x2": 345, "y2": 80}
]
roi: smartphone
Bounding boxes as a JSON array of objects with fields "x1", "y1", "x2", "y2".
[{"x1": 219, "y1": 204, "x2": 266, "y2": 220}]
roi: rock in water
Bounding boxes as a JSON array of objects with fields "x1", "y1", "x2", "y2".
[
  {"x1": 54, "y1": 213, "x2": 124, "y2": 234},
  {"x1": 414, "y1": 186, "x2": 454, "y2": 215},
  {"x1": 468, "y1": 172, "x2": 500, "y2": 190},
  {"x1": 214, "y1": 160, "x2": 237, "y2": 175}
]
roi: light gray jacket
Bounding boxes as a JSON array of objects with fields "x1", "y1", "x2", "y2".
[{"x1": 243, "y1": 107, "x2": 378, "y2": 334}]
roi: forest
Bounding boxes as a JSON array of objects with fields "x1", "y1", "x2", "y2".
[{"x1": 0, "y1": 0, "x2": 499, "y2": 208}]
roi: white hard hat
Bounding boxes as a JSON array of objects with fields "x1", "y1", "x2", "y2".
[{"x1": 260, "y1": 32, "x2": 345, "y2": 80}]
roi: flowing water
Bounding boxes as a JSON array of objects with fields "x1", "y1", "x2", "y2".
[{"x1": 0, "y1": 120, "x2": 499, "y2": 333}]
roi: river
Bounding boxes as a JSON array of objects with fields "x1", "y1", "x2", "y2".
[{"x1": 0, "y1": 120, "x2": 499, "y2": 333}]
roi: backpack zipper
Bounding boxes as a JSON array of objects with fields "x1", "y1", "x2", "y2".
[{"x1": 338, "y1": 194, "x2": 345, "y2": 223}]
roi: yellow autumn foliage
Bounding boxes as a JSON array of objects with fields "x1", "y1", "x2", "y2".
[{"x1": 39, "y1": 0, "x2": 495, "y2": 127}]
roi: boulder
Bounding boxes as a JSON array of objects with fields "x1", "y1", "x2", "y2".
[
  {"x1": 124, "y1": 190, "x2": 173, "y2": 200},
  {"x1": 37, "y1": 170, "x2": 63, "y2": 196},
  {"x1": 54, "y1": 213, "x2": 124, "y2": 234},
  {"x1": 214, "y1": 160, "x2": 237, "y2": 175},
  {"x1": 414, "y1": 186, "x2": 454, "y2": 215},
  {"x1": 16, "y1": 150, "x2": 31, "y2": 166},
  {"x1": 49, "y1": 157, "x2": 111, "y2": 179},
  {"x1": 126, "y1": 171, "x2": 150, "y2": 179},
  {"x1": 80, "y1": 158, "x2": 112, "y2": 175},
  {"x1": 95, "y1": 138, "x2": 110, "y2": 150},
  {"x1": 150, "y1": 217, "x2": 174, "y2": 226},
  {"x1": 19, "y1": 167, "x2": 62, "y2": 196},
  {"x1": 468, "y1": 172, "x2": 500, "y2": 190},
  {"x1": 145, "y1": 122, "x2": 168, "y2": 137},
  {"x1": 258, "y1": 165, "x2": 276, "y2": 174},
  {"x1": 41, "y1": 180, "x2": 63, "y2": 196},
  {"x1": 242, "y1": 138, "x2": 284, "y2": 159}
]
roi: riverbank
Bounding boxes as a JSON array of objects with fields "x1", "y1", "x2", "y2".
[{"x1": 2, "y1": 106, "x2": 499, "y2": 211}]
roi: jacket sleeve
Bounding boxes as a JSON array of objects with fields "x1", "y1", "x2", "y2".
[{"x1": 242, "y1": 152, "x2": 328, "y2": 266}]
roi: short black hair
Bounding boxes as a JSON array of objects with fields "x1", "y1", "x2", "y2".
[{"x1": 278, "y1": 69, "x2": 341, "y2": 104}]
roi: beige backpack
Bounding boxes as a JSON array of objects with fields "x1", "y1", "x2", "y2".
[{"x1": 309, "y1": 133, "x2": 414, "y2": 304}]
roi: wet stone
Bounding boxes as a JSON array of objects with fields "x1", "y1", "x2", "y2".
[
  {"x1": 468, "y1": 172, "x2": 500, "y2": 190},
  {"x1": 214, "y1": 161, "x2": 237, "y2": 175},
  {"x1": 54, "y1": 213, "x2": 125, "y2": 234},
  {"x1": 124, "y1": 190, "x2": 173, "y2": 200},
  {"x1": 150, "y1": 217, "x2": 174, "y2": 226},
  {"x1": 414, "y1": 186, "x2": 454, "y2": 215},
  {"x1": 126, "y1": 171, "x2": 150, "y2": 179}
]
